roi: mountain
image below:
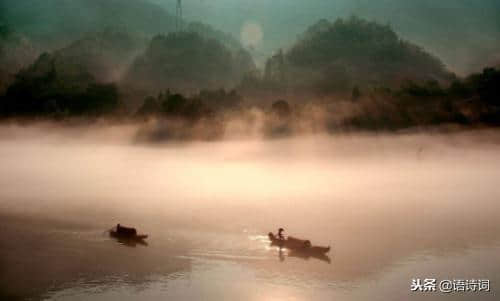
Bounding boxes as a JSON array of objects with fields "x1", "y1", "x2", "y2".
[
  {"x1": 49, "y1": 29, "x2": 147, "y2": 83},
  {"x1": 0, "y1": 23, "x2": 38, "y2": 92},
  {"x1": 0, "y1": 0, "x2": 177, "y2": 50},
  {"x1": 0, "y1": 52, "x2": 120, "y2": 117},
  {"x1": 1, "y1": 0, "x2": 255, "y2": 99},
  {"x1": 259, "y1": 16, "x2": 452, "y2": 96},
  {"x1": 0, "y1": 28, "x2": 144, "y2": 116},
  {"x1": 151, "y1": 0, "x2": 500, "y2": 74},
  {"x1": 123, "y1": 31, "x2": 255, "y2": 94}
]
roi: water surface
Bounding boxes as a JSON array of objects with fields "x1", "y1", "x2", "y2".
[{"x1": 1, "y1": 126, "x2": 499, "y2": 300}]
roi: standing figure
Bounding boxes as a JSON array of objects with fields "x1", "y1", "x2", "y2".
[{"x1": 278, "y1": 228, "x2": 285, "y2": 240}]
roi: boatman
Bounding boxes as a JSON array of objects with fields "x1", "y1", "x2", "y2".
[{"x1": 278, "y1": 228, "x2": 285, "y2": 240}]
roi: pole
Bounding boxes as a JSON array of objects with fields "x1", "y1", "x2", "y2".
[{"x1": 176, "y1": 0, "x2": 182, "y2": 31}]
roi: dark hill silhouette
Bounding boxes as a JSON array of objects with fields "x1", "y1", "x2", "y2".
[
  {"x1": 0, "y1": 24, "x2": 37, "y2": 92},
  {"x1": 1, "y1": 0, "x2": 176, "y2": 50},
  {"x1": 48, "y1": 29, "x2": 146, "y2": 83},
  {"x1": 123, "y1": 31, "x2": 255, "y2": 94},
  {"x1": 258, "y1": 16, "x2": 453, "y2": 96},
  {"x1": 0, "y1": 51, "x2": 120, "y2": 117},
  {"x1": 0, "y1": 26, "x2": 146, "y2": 111}
]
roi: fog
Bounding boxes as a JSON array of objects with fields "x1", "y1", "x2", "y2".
[
  {"x1": 2, "y1": 124, "x2": 500, "y2": 234},
  {"x1": 2, "y1": 125, "x2": 500, "y2": 300}
]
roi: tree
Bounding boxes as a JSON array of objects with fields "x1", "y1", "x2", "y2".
[
  {"x1": 79, "y1": 83, "x2": 119, "y2": 115},
  {"x1": 161, "y1": 93, "x2": 188, "y2": 116},
  {"x1": 476, "y1": 68, "x2": 500, "y2": 106},
  {"x1": 137, "y1": 96, "x2": 160, "y2": 116},
  {"x1": 0, "y1": 53, "x2": 120, "y2": 117},
  {"x1": 351, "y1": 86, "x2": 361, "y2": 101},
  {"x1": 124, "y1": 31, "x2": 254, "y2": 93},
  {"x1": 271, "y1": 100, "x2": 291, "y2": 118}
]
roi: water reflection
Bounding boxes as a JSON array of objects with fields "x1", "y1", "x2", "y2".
[
  {"x1": 269, "y1": 239, "x2": 332, "y2": 264},
  {"x1": 111, "y1": 236, "x2": 149, "y2": 248},
  {"x1": 288, "y1": 250, "x2": 332, "y2": 264}
]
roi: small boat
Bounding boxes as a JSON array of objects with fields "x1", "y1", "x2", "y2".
[
  {"x1": 268, "y1": 232, "x2": 330, "y2": 254},
  {"x1": 110, "y1": 230, "x2": 148, "y2": 241},
  {"x1": 110, "y1": 224, "x2": 148, "y2": 241}
]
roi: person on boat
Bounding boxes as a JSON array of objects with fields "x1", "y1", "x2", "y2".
[
  {"x1": 278, "y1": 228, "x2": 285, "y2": 240},
  {"x1": 116, "y1": 223, "x2": 122, "y2": 234}
]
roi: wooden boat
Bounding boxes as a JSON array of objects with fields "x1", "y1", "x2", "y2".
[
  {"x1": 110, "y1": 230, "x2": 148, "y2": 241},
  {"x1": 268, "y1": 232, "x2": 330, "y2": 254},
  {"x1": 110, "y1": 225, "x2": 148, "y2": 241}
]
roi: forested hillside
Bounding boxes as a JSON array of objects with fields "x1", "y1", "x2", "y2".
[{"x1": 124, "y1": 31, "x2": 255, "y2": 93}]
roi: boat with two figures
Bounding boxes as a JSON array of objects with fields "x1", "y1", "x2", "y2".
[
  {"x1": 110, "y1": 224, "x2": 148, "y2": 244},
  {"x1": 268, "y1": 232, "x2": 330, "y2": 254}
]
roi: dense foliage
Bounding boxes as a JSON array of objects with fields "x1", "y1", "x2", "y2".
[
  {"x1": 0, "y1": 53, "x2": 119, "y2": 117},
  {"x1": 245, "y1": 16, "x2": 452, "y2": 96},
  {"x1": 344, "y1": 67, "x2": 500, "y2": 130},
  {"x1": 124, "y1": 32, "x2": 254, "y2": 93},
  {"x1": 0, "y1": 23, "x2": 37, "y2": 92},
  {"x1": 0, "y1": 10, "x2": 499, "y2": 134},
  {"x1": 136, "y1": 88, "x2": 243, "y2": 119},
  {"x1": 49, "y1": 28, "x2": 146, "y2": 82},
  {"x1": 136, "y1": 91, "x2": 211, "y2": 121}
]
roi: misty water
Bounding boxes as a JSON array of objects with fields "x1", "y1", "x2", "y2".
[{"x1": 1, "y1": 125, "x2": 500, "y2": 301}]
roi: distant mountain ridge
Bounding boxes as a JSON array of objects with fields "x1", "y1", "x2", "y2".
[
  {"x1": 124, "y1": 31, "x2": 255, "y2": 94},
  {"x1": 257, "y1": 16, "x2": 452, "y2": 96},
  {"x1": 1, "y1": 0, "x2": 176, "y2": 49},
  {"x1": 1, "y1": 0, "x2": 255, "y2": 98},
  {"x1": 149, "y1": 0, "x2": 500, "y2": 75}
]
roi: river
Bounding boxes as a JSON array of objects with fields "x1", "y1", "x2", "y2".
[{"x1": 1, "y1": 125, "x2": 499, "y2": 300}]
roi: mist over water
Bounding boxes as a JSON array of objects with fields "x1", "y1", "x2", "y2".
[
  {"x1": 1, "y1": 124, "x2": 500, "y2": 300},
  {"x1": 2, "y1": 1, "x2": 500, "y2": 299}
]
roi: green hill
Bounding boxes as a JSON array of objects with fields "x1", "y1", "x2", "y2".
[
  {"x1": 1, "y1": 0, "x2": 176, "y2": 49},
  {"x1": 0, "y1": 52, "x2": 120, "y2": 117},
  {"x1": 124, "y1": 31, "x2": 255, "y2": 93},
  {"x1": 49, "y1": 29, "x2": 147, "y2": 83},
  {"x1": 0, "y1": 24, "x2": 37, "y2": 92},
  {"x1": 262, "y1": 16, "x2": 453, "y2": 96}
]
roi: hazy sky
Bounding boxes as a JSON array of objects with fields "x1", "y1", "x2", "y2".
[{"x1": 153, "y1": 0, "x2": 500, "y2": 74}]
